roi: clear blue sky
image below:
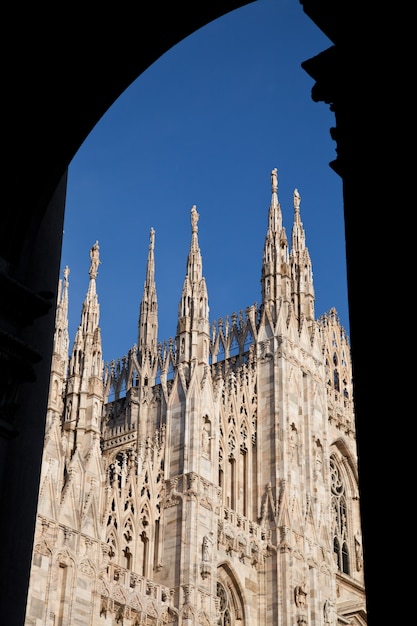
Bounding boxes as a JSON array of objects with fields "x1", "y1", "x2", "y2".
[{"x1": 62, "y1": 0, "x2": 348, "y2": 364}]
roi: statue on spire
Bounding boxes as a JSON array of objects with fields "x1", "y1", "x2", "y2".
[
  {"x1": 191, "y1": 205, "x2": 199, "y2": 233},
  {"x1": 89, "y1": 241, "x2": 101, "y2": 279},
  {"x1": 150, "y1": 227, "x2": 155, "y2": 248},
  {"x1": 271, "y1": 168, "x2": 278, "y2": 193},
  {"x1": 294, "y1": 188, "x2": 301, "y2": 211}
]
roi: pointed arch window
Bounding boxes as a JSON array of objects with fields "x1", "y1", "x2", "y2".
[
  {"x1": 330, "y1": 457, "x2": 350, "y2": 575},
  {"x1": 140, "y1": 531, "x2": 149, "y2": 577},
  {"x1": 153, "y1": 519, "x2": 160, "y2": 570},
  {"x1": 123, "y1": 546, "x2": 132, "y2": 570},
  {"x1": 219, "y1": 445, "x2": 224, "y2": 493},
  {"x1": 217, "y1": 582, "x2": 232, "y2": 626},
  {"x1": 229, "y1": 456, "x2": 236, "y2": 510},
  {"x1": 216, "y1": 576, "x2": 244, "y2": 625},
  {"x1": 333, "y1": 368, "x2": 340, "y2": 391},
  {"x1": 56, "y1": 563, "x2": 69, "y2": 626}
]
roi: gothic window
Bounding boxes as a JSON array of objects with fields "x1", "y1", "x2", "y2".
[
  {"x1": 330, "y1": 457, "x2": 350, "y2": 575},
  {"x1": 228, "y1": 456, "x2": 236, "y2": 510},
  {"x1": 216, "y1": 577, "x2": 244, "y2": 625},
  {"x1": 56, "y1": 563, "x2": 69, "y2": 626},
  {"x1": 140, "y1": 531, "x2": 149, "y2": 577},
  {"x1": 219, "y1": 445, "x2": 224, "y2": 491},
  {"x1": 240, "y1": 421, "x2": 248, "y2": 451},
  {"x1": 251, "y1": 411, "x2": 257, "y2": 444},
  {"x1": 140, "y1": 505, "x2": 150, "y2": 530},
  {"x1": 240, "y1": 447, "x2": 248, "y2": 517},
  {"x1": 239, "y1": 420, "x2": 249, "y2": 517},
  {"x1": 106, "y1": 534, "x2": 117, "y2": 560},
  {"x1": 153, "y1": 519, "x2": 160, "y2": 570},
  {"x1": 123, "y1": 546, "x2": 132, "y2": 570},
  {"x1": 107, "y1": 502, "x2": 118, "y2": 529},
  {"x1": 219, "y1": 467, "x2": 224, "y2": 491},
  {"x1": 114, "y1": 452, "x2": 126, "y2": 491},
  {"x1": 217, "y1": 582, "x2": 232, "y2": 626},
  {"x1": 141, "y1": 473, "x2": 150, "y2": 499},
  {"x1": 228, "y1": 434, "x2": 236, "y2": 457}
]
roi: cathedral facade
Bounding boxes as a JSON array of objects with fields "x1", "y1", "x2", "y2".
[{"x1": 24, "y1": 170, "x2": 366, "y2": 625}]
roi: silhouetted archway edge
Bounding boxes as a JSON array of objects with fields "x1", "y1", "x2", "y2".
[{"x1": 1, "y1": 1, "x2": 381, "y2": 624}]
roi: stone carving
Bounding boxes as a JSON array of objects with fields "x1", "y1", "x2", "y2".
[
  {"x1": 99, "y1": 596, "x2": 108, "y2": 618},
  {"x1": 294, "y1": 188, "x2": 301, "y2": 210},
  {"x1": 202, "y1": 533, "x2": 213, "y2": 562},
  {"x1": 191, "y1": 205, "x2": 199, "y2": 232},
  {"x1": 323, "y1": 599, "x2": 331, "y2": 624},
  {"x1": 294, "y1": 584, "x2": 307, "y2": 608},
  {"x1": 355, "y1": 533, "x2": 363, "y2": 571},
  {"x1": 289, "y1": 424, "x2": 299, "y2": 463},
  {"x1": 271, "y1": 167, "x2": 278, "y2": 192},
  {"x1": 115, "y1": 604, "x2": 124, "y2": 623},
  {"x1": 89, "y1": 240, "x2": 101, "y2": 279}
]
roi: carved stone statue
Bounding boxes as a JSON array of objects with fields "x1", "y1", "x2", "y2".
[
  {"x1": 294, "y1": 188, "x2": 301, "y2": 210},
  {"x1": 202, "y1": 533, "x2": 213, "y2": 562},
  {"x1": 89, "y1": 240, "x2": 101, "y2": 279},
  {"x1": 191, "y1": 205, "x2": 199, "y2": 232},
  {"x1": 271, "y1": 167, "x2": 278, "y2": 192},
  {"x1": 294, "y1": 584, "x2": 307, "y2": 608},
  {"x1": 323, "y1": 599, "x2": 331, "y2": 624},
  {"x1": 355, "y1": 533, "x2": 363, "y2": 571}
]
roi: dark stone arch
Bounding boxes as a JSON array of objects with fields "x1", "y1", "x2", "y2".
[
  {"x1": 0, "y1": 1, "x2": 398, "y2": 622},
  {"x1": 5, "y1": 2, "x2": 256, "y2": 266}
]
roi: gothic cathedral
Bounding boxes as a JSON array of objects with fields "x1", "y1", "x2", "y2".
[{"x1": 24, "y1": 170, "x2": 367, "y2": 625}]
